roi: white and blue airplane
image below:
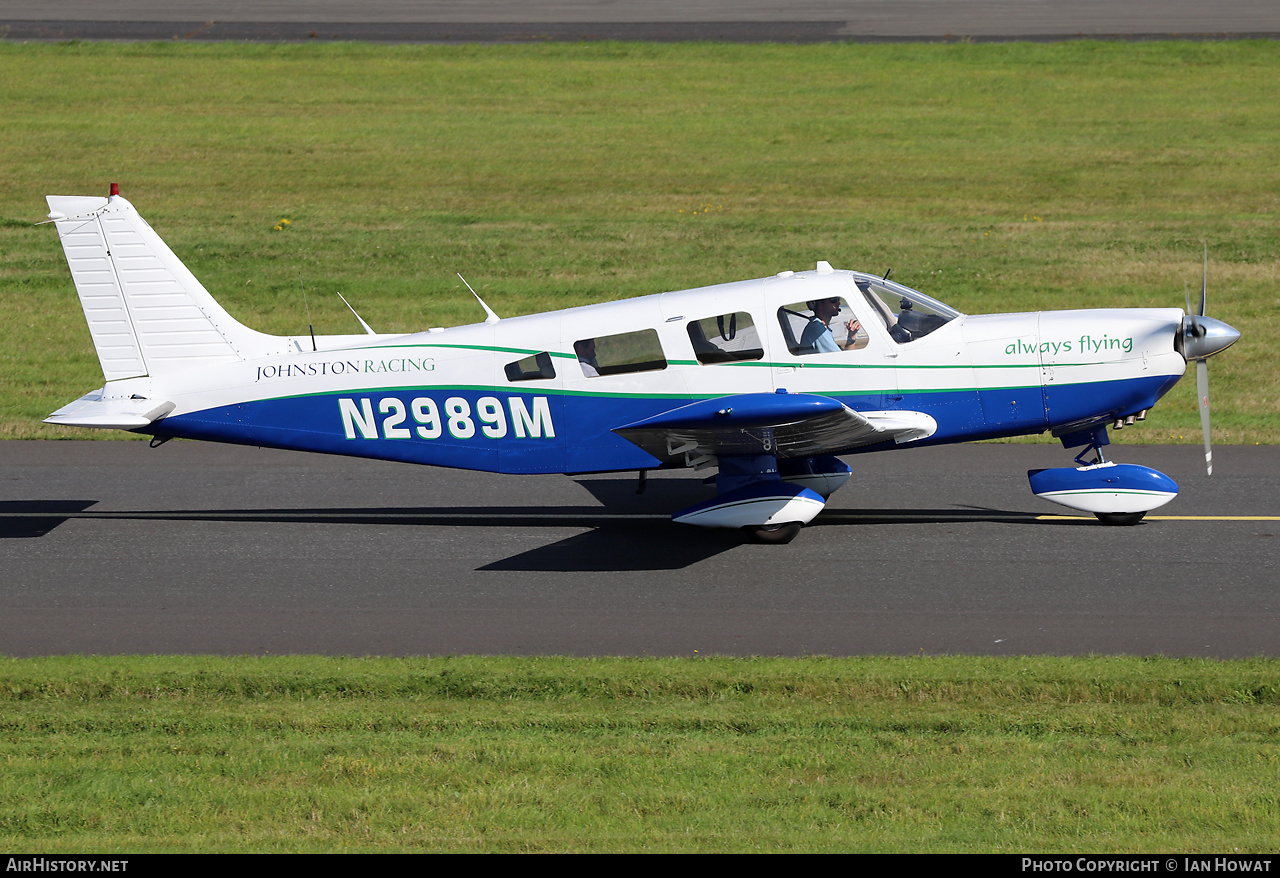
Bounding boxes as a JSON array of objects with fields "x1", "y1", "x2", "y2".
[{"x1": 42, "y1": 187, "x2": 1241, "y2": 543}]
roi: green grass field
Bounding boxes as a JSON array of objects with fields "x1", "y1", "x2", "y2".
[
  {"x1": 3, "y1": 41, "x2": 1279, "y2": 853},
  {"x1": 3, "y1": 655, "x2": 1279, "y2": 853},
  {"x1": 2, "y1": 40, "x2": 1277, "y2": 441}
]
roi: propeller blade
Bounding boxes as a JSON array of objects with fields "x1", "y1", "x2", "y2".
[
  {"x1": 1183, "y1": 281, "x2": 1201, "y2": 341},
  {"x1": 1200, "y1": 244, "x2": 1208, "y2": 318},
  {"x1": 1181, "y1": 245, "x2": 1238, "y2": 477},
  {"x1": 1197, "y1": 358, "x2": 1212, "y2": 476}
]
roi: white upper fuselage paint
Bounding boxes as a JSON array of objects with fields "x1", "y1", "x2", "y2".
[{"x1": 104, "y1": 272, "x2": 1183, "y2": 425}]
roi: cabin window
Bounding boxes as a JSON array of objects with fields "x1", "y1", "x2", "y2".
[
  {"x1": 776, "y1": 298, "x2": 868, "y2": 355},
  {"x1": 686, "y1": 312, "x2": 764, "y2": 364},
  {"x1": 573, "y1": 329, "x2": 667, "y2": 378},
  {"x1": 855, "y1": 279, "x2": 958, "y2": 343},
  {"x1": 504, "y1": 351, "x2": 556, "y2": 382}
]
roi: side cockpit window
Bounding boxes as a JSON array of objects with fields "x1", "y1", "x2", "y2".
[
  {"x1": 777, "y1": 298, "x2": 868, "y2": 355},
  {"x1": 504, "y1": 351, "x2": 556, "y2": 382},
  {"x1": 574, "y1": 328, "x2": 667, "y2": 378},
  {"x1": 856, "y1": 280, "x2": 958, "y2": 344},
  {"x1": 687, "y1": 312, "x2": 764, "y2": 364}
]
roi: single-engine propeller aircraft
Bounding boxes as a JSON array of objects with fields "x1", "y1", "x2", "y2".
[{"x1": 42, "y1": 187, "x2": 1241, "y2": 543}]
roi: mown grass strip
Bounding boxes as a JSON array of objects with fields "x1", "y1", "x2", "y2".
[
  {"x1": 1, "y1": 40, "x2": 1278, "y2": 441},
  {"x1": 2, "y1": 655, "x2": 1278, "y2": 852}
]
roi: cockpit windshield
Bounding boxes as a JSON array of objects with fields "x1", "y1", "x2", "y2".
[{"x1": 853, "y1": 275, "x2": 961, "y2": 343}]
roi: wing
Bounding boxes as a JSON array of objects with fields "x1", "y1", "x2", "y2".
[{"x1": 612, "y1": 391, "x2": 937, "y2": 464}]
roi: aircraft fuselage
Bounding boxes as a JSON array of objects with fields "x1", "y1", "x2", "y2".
[{"x1": 118, "y1": 273, "x2": 1186, "y2": 474}]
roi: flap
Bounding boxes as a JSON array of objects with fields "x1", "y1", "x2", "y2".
[{"x1": 613, "y1": 392, "x2": 936, "y2": 463}]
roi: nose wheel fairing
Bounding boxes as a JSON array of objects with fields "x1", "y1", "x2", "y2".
[
  {"x1": 1029, "y1": 462, "x2": 1178, "y2": 517},
  {"x1": 1030, "y1": 425, "x2": 1178, "y2": 524}
]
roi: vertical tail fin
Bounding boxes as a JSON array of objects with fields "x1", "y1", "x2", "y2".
[{"x1": 46, "y1": 191, "x2": 282, "y2": 381}]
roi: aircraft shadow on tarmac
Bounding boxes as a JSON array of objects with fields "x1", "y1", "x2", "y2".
[
  {"x1": 1, "y1": 491, "x2": 1100, "y2": 572},
  {"x1": 0, "y1": 497, "x2": 739, "y2": 570},
  {"x1": 0, "y1": 500, "x2": 99, "y2": 538}
]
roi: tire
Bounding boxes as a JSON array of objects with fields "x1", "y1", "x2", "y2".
[
  {"x1": 743, "y1": 522, "x2": 803, "y2": 544},
  {"x1": 1095, "y1": 511, "x2": 1146, "y2": 526}
]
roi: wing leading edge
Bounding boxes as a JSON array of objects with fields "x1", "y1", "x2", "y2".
[{"x1": 612, "y1": 391, "x2": 936, "y2": 464}]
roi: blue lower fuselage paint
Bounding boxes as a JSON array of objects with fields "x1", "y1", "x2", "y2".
[{"x1": 150, "y1": 372, "x2": 1181, "y2": 475}]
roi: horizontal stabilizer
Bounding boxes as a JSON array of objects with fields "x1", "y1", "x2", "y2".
[
  {"x1": 613, "y1": 391, "x2": 937, "y2": 463},
  {"x1": 45, "y1": 389, "x2": 175, "y2": 430}
]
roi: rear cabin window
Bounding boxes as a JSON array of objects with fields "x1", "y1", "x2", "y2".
[
  {"x1": 574, "y1": 328, "x2": 667, "y2": 378},
  {"x1": 686, "y1": 312, "x2": 764, "y2": 364},
  {"x1": 504, "y1": 351, "x2": 556, "y2": 382},
  {"x1": 776, "y1": 298, "x2": 868, "y2": 355}
]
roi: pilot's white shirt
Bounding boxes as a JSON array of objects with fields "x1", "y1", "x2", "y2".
[{"x1": 800, "y1": 318, "x2": 839, "y2": 354}]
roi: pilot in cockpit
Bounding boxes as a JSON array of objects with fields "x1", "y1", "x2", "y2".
[
  {"x1": 802, "y1": 297, "x2": 862, "y2": 353},
  {"x1": 574, "y1": 338, "x2": 600, "y2": 377}
]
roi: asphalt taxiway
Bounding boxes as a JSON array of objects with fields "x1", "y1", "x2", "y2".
[
  {"x1": 5, "y1": 4, "x2": 1274, "y2": 657},
  {"x1": 1, "y1": 1, "x2": 1277, "y2": 41},
  {"x1": 2, "y1": 440, "x2": 1276, "y2": 657}
]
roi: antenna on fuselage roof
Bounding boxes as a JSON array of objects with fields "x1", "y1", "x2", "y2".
[
  {"x1": 299, "y1": 272, "x2": 317, "y2": 351},
  {"x1": 336, "y1": 291, "x2": 377, "y2": 335},
  {"x1": 882, "y1": 268, "x2": 892, "y2": 282},
  {"x1": 457, "y1": 273, "x2": 501, "y2": 324}
]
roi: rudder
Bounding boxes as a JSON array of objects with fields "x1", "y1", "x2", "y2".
[{"x1": 46, "y1": 190, "x2": 282, "y2": 382}]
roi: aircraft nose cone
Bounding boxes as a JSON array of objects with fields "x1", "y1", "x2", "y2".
[{"x1": 1183, "y1": 315, "x2": 1241, "y2": 360}]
